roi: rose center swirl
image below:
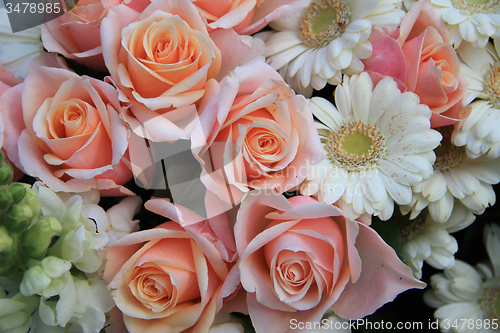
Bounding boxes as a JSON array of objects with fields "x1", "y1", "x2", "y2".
[
  {"x1": 433, "y1": 126, "x2": 466, "y2": 172},
  {"x1": 451, "y1": 0, "x2": 500, "y2": 14},
  {"x1": 484, "y1": 61, "x2": 500, "y2": 108},
  {"x1": 298, "y1": 0, "x2": 352, "y2": 48},
  {"x1": 326, "y1": 120, "x2": 387, "y2": 172}
]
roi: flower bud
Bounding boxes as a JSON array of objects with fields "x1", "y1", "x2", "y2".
[
  {"x1": 0, "y1": 151, "x2": 13, "y2": 186},
  {"x1": 0, "y1": 187, "x2": 13, "y2": 210},
  {"x1": 22, "y1": 186, "x2": 40, "y2": 221},
  {"x1": 8, "y1": 183, "x2": 27, "y2": 205},
  {"x1": 20, "y1": 217, "x2": 62, "y2": 259},
  {"x1": 3, "y1": 203, "x2": 33, "y2": 234},
  {"x1": 0, "y1": 228, "x2": 17, "y2": 276},
  {"x1": 0, "y1": 162, "x2": 13, "y2": 186},
  {"x1": 0, "y1": 226, "x2": 13, "y2": 253}
]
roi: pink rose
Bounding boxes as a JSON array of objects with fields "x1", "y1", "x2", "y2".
[
  {"x1": 41, "y1": 0, "x2": 120, "y2": 72},
  {"x1": 103, "y1": 220, "x2": 238, "y2": 333},
  {"x1": 362, "y1": 0, "x2": 468, "y2": 127},
  {"x1": 0, "y1": 66, "x2": 132, "y2": 193},
  {"x1": 0, "y1": 65, "x2": 24, "y2": 181},
  {"x1": 191, "y1": 0, "x2": 309, "y2": 34},
  {"x1": 0, "y1": 65, "x2": 21, "y2": 150},
  {"x1": 232, "y1": 191, "x2": 424, "y2": 332},
  {"x1": 192, "y1": 60, "x2": 323, "y2": 203}
]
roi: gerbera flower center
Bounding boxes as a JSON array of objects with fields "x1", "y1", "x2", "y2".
[
  {"x1": 433, "y1": 126, "x2": 466, "y2": 172},
  {"x1": 326, "y1": 120, "x2": 386, "y2": 171},
  {"x1": 298, "y1": 0, "x2": 352, "y2": 48},
  {"x1": 399, "y1": 210, "x2": 428, "y2": 244},
  {"x1": 480, "y1": 286, "x2": 500, "y2": 321},
  {"x1": 484, "y1": 61, "x2": 500, "y2": 108},
  {"x1": 451, "y1": 0, "x2": 500, "y2": 14}
]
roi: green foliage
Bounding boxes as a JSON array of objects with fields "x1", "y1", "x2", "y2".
[{"x1": 370, "y1": 213, "x2": 403, "y2": 259}]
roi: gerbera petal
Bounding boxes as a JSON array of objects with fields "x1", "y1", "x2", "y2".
[
  {"x1": 379, "y1": 172, "x2": 413, "y2": 205},
  {"x1": 460, "y1": 20, "x2": 480, "y2": 43},
  {"x1": 369, "y1": 76, "x2": 400, "y2": 123},
  {"x1": 326, "y1": 38, "x2": 344, "y2": 59},
  {"x1": 421, "y1": 171, "x2": 448, "y2": 202},
  {"x1": 330, "y1": 48, "x2": 353, "y2": 70},
  {"x1": 352, "y1": 0, "x2": 379, "y2": 21},
  {"x1": 380, "y1": 92, "x2": 419, "y2": 136},
  {"x1": 379, "y1": 158, "x2": 423, "y2": 186},
  {"x1": 442, "y1": 9, "x2": 469, "y2": 25},
  {"x1": 351, "y1": 72, "x2": 373, "y2": 122}
]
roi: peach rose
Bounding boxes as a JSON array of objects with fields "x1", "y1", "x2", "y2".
[
  {"x1": 145, "y1": 191, "x2": 240, "y2": 263},
  {"x1": 101, "y1": 0, "x2": 224, "y2": 142},
  {"x1": 191, "y1": 0, "x2": 310, "y2": 34},
  {"x1": 41, "y1": 0, "x2": 120, "y2": 72},
  {"x1": 192, "y1": 60, "x2": 323, "y2": 204},
  {"x1": 101, "y1": 0, "x2": 267, "y2": 143},
  {"x1": 103, "y1": 220, "x2": 238, "y2": 333},
  {"x1": 232, "y1": 192, "x2": 425, "y2": 332},
  {"x1": 0, "y1": 66, "x2": 132, "y2": 193},
  {"x1": 362, "y1": 0, "x2": 468, "y2": 127}
]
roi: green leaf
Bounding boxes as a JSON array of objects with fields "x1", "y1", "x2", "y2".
[{"x1": 370, "y1": 214, "x2": 403, "y2": 260}]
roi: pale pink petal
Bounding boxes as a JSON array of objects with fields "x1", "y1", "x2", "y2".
[
  {"x1": 0, "y1": 84, "x2": 25, "y2": 169},
  {"x1": 210, "y1": 29, "x2": 266, "y2": 81},
  {"x1": 362, "y1": 28, "x2": 407, "y2": 86},
  {"x1": 241, "y1": 0, "x2": 310, "y2": 35},
  {"x1": 330, "y1": 223, "x2": 425, "y2": 319}
]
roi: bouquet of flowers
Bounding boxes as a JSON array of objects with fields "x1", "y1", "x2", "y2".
[{"x1": 0, "y1": 0, "x2": 499, "y2": 332}]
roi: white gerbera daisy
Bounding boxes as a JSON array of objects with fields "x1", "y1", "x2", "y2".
[
  {"x1": 261, "y1": 0, "x2": 405, "y2": 96},
  {"x1": 0, "y1": 8, "x2": 42, "y2": 79},
  {"x1": 401, "y1": 125, "x2": 500, "y2": 223},
  {"x1": 453, "y1": 40, "x2": 500, "y2": 158},
  {"x1": 300, "y1": 73, "x2": 441, "y2": 220},
  {"x1": 400, "y1": 200, "x2": 475, "y2": 279},
  {"x1": 424, "y1": 224, "x2": 500, "y2": 333},
  {"x1": 405, "y1": 0, "x2": 500, "y2": 48}
]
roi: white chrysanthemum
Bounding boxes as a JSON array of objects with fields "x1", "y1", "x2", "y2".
[
  {"x1": 300, "y1": 73, "x2": 441, "y2": 220},
  {"x1": 405, "y1": 0, "x2": 500, "y2": 48},
  {"x1": 401, "y1": 126, "x2": 500, "y2": 223},
  {"x1": 0, "y1": 8, "x2": 42, "y2": 79},
  {"x1": 454, "y1": 40, "x2": 500, "y2": 158},
  {"x1": 424, "y1": 224, "x2": 500, "y2": 333},
  {"x1": 400, "y1": 200, "x2": 475, "y2": 279},
  {"x1": 261, "y1": 0, "x2": 405, "y2": 96}
]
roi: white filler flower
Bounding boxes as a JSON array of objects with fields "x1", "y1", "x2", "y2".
[
  {"x1": 454, "y1": 40, "x2": 500, "y2": 158},
  {"x1": 301, "y1": 73, "x2": 441, "y2": 220},
  {"x1": 261, "y1": 0, "x2": 405, "y2": 96},
  {"x1": 405, "y1": 0, "x2": 500, "y2": 48},
  {"x1": 424, "y1": 224, "x2": 500, "y2": 333}
]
